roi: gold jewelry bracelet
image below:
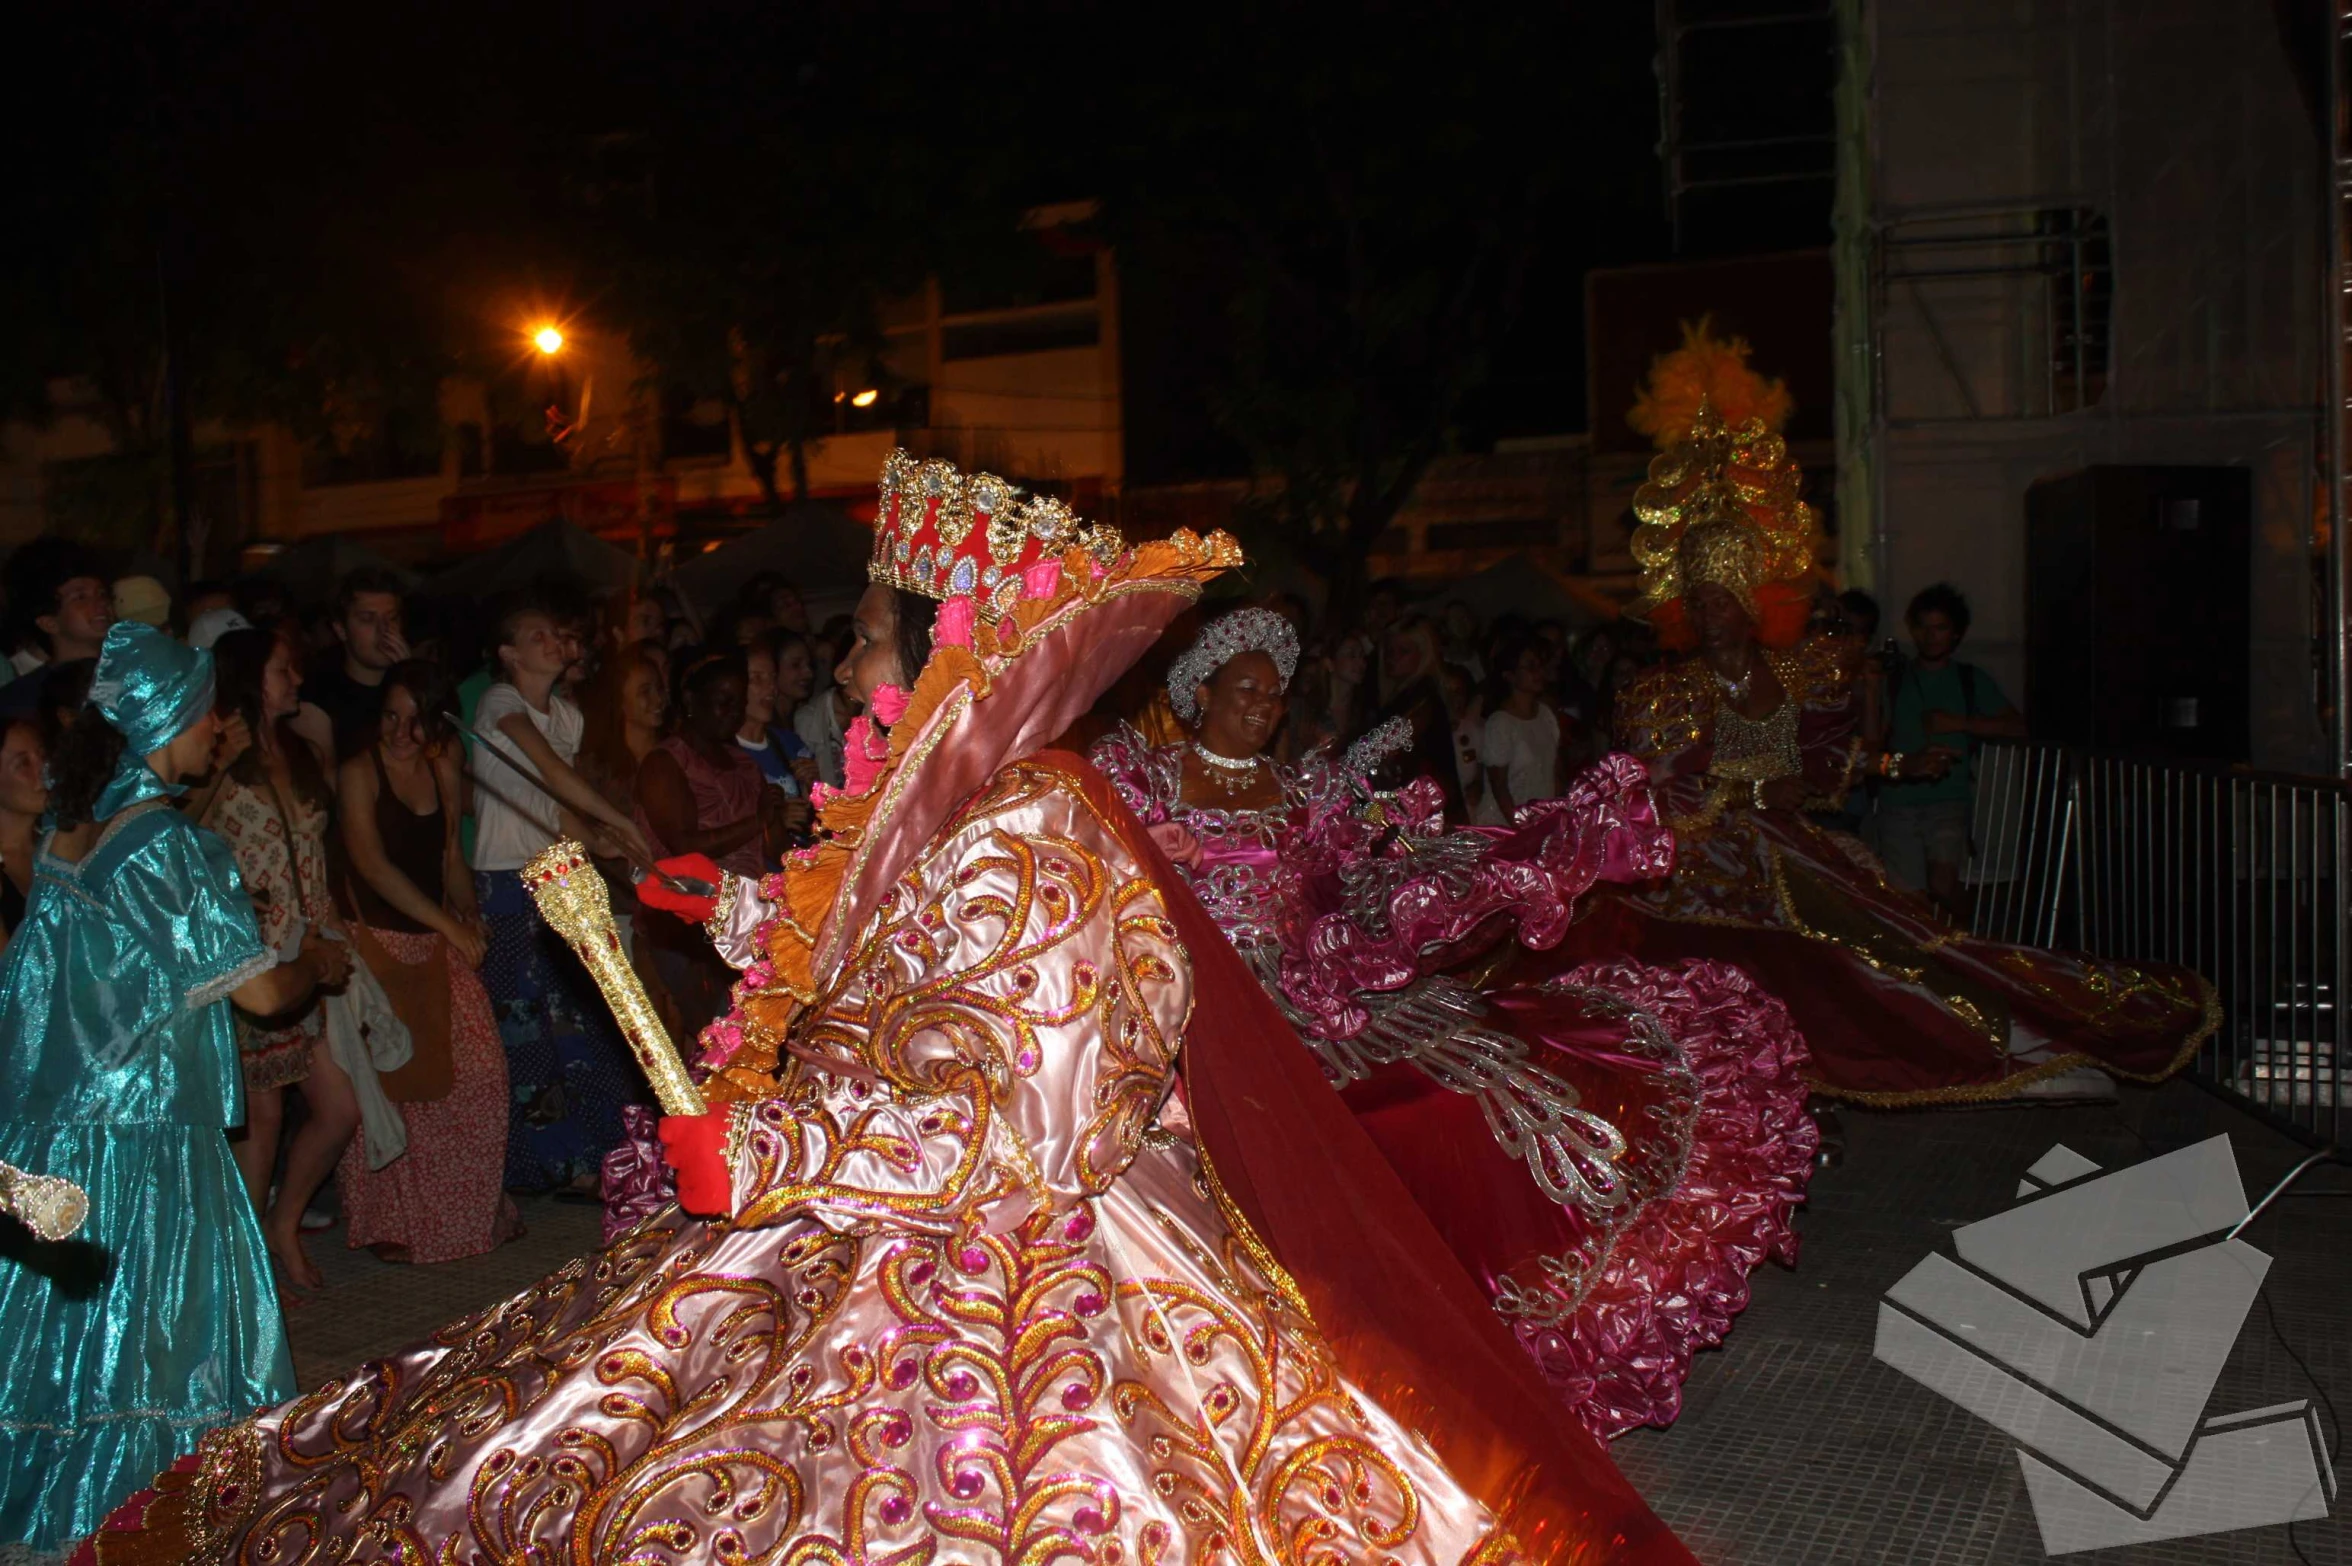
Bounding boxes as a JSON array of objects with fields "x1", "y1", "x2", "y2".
[{"x1": 702, "y1": 870, "x2": 744, "y2": 943}]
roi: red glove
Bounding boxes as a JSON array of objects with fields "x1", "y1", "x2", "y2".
[
  {"x1": 638, "y1": 853, "x2": 724, "y2": 924},
  {"x1": 658, "y1": 1112, "x2": 732, "y2": 1217}
]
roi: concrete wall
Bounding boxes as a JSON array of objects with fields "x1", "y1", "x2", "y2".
[{"x1": 1866, "y1": 0, "x2": 2323, "y2": 769}]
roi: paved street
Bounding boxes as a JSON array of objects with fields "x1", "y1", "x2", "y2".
[{"x1": 290, "y1": 1079, "x2": 2348, "y2": 1565}]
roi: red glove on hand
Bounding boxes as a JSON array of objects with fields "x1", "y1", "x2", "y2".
[
  {"x1": 658, "y1": 1112, "x2": 732, "y2": 1217},
  {"x1": 637, "y1": 853, "x2": 725, "y2": 924}
]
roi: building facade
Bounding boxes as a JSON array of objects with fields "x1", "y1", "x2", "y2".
[
  {"x1": 0, "y1": 206, "x2": 1123, "y2": 574},
  {"x1": 1847, "y1": 0, "x2": 2325, "y2": 768}
]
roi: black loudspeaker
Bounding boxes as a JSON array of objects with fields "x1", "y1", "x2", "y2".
[{"x1": 2024, "y1": 465, "x2": 2251, "y2": 762}]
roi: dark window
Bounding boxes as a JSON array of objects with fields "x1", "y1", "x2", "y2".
[
  {"x1": 942, "y1": 310, "x2": 1101, "y2": 361},
  {"x1": 1656, "y1": 0, "x2": 1836, "y2": 252},
  {"x1": 42, "y1": 451, "x2": 159, "y2": 551},
  {"x1": 490, "y1": 422, "x2": 572, "y2": 477},
  {"x1": 301, "y1": 405, "x2": 444, "y2": 487},
  {"x1": 2042, "y1": 207, "x2": 2112, "y2": 414}
]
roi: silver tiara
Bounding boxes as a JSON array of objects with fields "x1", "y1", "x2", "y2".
[{"x1": 1166, "y1": 608, "x2": 1300, "y2": 722}]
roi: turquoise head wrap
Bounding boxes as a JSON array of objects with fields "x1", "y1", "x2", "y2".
[{"x1": 89, "y1": 621, "x2": 217, "y2": 819}]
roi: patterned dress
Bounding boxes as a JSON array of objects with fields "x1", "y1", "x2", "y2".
[
  {"x1": 1090, "y1": 726, "x2": 1818, "y2": 1439},
  {"x1": 204, "y1": 771, "x2": 335, "y2": 1091},
  {"x1": 335, "y1": 755, "x2": 522, "y2": 1264},
  {"x1": 1546, "y1": 639, "x2": 2218, "y2": 1104},
  {"x1": 70, "y1": 760, "x2": 1690, "y2": 1565},
  {"x1": 477, "y1": 871, "x2": 650, "y2": 1192}
]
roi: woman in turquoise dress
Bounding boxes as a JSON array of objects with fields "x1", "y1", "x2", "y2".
[{"x1": 0, "y1": 622, "x2": 347, "y2": 1553}]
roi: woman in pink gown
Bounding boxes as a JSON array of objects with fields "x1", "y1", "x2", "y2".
[
  {"x1": 1089, "y1": 607, "x2": 1817, "y2": 1439},
  {"x1": 83, "y1": 453, "x2": 1696, "y2": 1566}
]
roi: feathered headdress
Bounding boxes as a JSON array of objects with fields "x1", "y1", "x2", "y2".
[
  {"x1": 1626, "y1": 315, "x2": 1794, "y2": 448},
  {"x1": 1624, "y1": 322, "x2": 1817, "y2": 650}
]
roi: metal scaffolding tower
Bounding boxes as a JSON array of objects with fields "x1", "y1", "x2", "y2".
[
  {"x1": 2329, "y1": 3, "x2": 2352, "y2": 776},
  {"x1": 1655, "y1": 0, "x2": 1836, "y2": 252}
]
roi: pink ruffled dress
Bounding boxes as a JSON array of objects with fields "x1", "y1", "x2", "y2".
[{"x1": 1089, "y1": 726, "x2": 1819, "y2": 1439}]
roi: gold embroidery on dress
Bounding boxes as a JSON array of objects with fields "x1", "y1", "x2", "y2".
[{"x1": 1770, "y1": 848, "x2": 2009, "y2": 1047}]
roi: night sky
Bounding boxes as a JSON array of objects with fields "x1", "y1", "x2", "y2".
[{"x1": 6, "y1": 3, "x2": 1834, "y2": 485}]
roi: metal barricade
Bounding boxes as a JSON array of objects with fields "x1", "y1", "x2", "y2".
[{"x1": 1963, "y1": 741, "x2": 2345, "y2": 1146}]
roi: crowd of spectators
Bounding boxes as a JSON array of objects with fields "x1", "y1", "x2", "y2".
[
  {"x1": 0, "y1": 537, "x2": 2017, "y2": 1301},
  {"x1": 1191, "y1": 573, "x2": 2020, "y2": 924},
  {"x1": 0, "y1": 543, "x2": 873, "y2": 1302}
]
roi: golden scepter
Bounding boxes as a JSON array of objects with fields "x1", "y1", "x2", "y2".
[
  {"x1": 0, "y1": 1161, "x2": 89, "y2": 1242},
  {"x1": 522, "y1": 840, "x2": 709, "y2": 1117}
]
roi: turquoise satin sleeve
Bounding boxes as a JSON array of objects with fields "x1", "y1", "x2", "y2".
[{"x1": 0, "y1": 808, "x2": 269, "y2": 1127}]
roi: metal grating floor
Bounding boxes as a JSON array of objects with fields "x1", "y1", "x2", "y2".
[{"x1": 281, "y1": 1080, "x2": 2350, "y2": 1565}]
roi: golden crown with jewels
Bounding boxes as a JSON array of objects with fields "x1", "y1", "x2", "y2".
[{"x1": 868, "y1": 449, "x2": 1127, "y2": 625}]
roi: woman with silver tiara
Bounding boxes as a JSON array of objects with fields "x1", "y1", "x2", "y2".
[
  {"x1": 0, "y1": 623, "x2": 348, "y2": 1554},
  {"x1": 1087, "y1": 606, "x2": 1817, "y2": 1439},
  {"x1": 84, "y1": 456, "x2": 1698, "y2": 1565}
]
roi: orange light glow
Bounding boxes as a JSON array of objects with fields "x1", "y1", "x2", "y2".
[
  {"x1": 850, "y1": 388, "x2": 879, "y2": 408},
  {"x1": 533, "y1": 326, "x2": 565, "y2": 355}
]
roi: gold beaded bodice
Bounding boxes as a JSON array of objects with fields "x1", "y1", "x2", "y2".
[{"x1": 1709, "y1": 697, "x2": 1802, "y2": 783}]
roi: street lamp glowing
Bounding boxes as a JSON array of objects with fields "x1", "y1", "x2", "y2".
[
  {"x1": 533, "y1": 326, "x2": 565, "y2": 355},
  {"x1": 850, "y1": 388, "x2": 879, "y2": 408}
]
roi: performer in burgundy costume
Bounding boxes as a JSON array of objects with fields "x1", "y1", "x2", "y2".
[{"x1": 1538, "y1": 360, "x2": 2214, "y2": 1106}]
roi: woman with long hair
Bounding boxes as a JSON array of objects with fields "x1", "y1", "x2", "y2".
[
  {"x1": 1373, "y1": 614, "x2": 1465, "y2": 817},
  {"x1": 574, "y1": 639, "x2": 669, "y2": 817},
  {"x1": 0, "y1": 624, "x2": 342, "y2": 1551},
  {"x1": 1476, "y1": 637, "x2": 1565, "y2": 825},
  {"x1": 469, "y1": 597, "x2": 657, "y2": 1194},
  {"x1": 737, "y1": 627, "x2": 821, "y2": 815},
  {"x1": 0, "y1": 717, "x2": 46, "y2": 954},
  {"x1": 203, "y1": 626, "x2": 360, "y2": 1294},
  {"x1": 334, "y1": 661, "x2": 523, "y2": 1264}
]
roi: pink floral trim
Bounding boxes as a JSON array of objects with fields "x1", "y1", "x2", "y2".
[
  {"x1": 934, "y1": 597, "x2": 976, "y2": 648},
  {"x1": 1021, "y1": 559, "x2": 1063, "y2": 599},
  {"x1": 1513, "y1": 956, "x2": 1817, "y2": 1440},
  {"x1": 840, "y1": 713, "x2": 891, "y2": 797}
]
